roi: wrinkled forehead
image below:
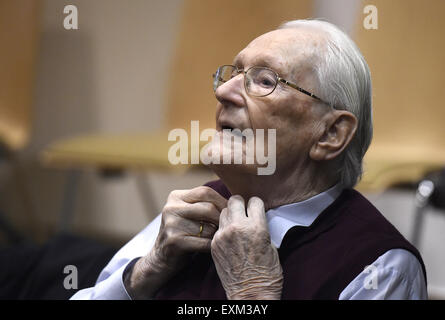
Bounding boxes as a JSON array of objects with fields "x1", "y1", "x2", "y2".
[{"x1": 233, "y1": 28, "x2": 325, "y2": 79}]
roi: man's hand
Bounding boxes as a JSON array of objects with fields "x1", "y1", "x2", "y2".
[
  {"x1": 211, "y1": 195, "x2": 283, "y2": 300},
  {"x1": 125, "y1": 186, "x2": 227, "y2": 299}
]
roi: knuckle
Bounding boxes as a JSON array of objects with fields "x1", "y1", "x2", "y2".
[
  {"x1": 163, "y1": 225, "x2": 176, "y2": 239},
  {"x1": 202, "y1": 201, "x2": 217, "y2": 213},
  {"x1": 167, "y1": 190, "x2": 178, "y2": 200},
  {"x1": 162, "y1": 203, "x2": 182, "y2": 215},
  {"x1": 211, "y1": 231, "x2": 224, "y2": 248},
  {"x1": 167, "y1": 189, "x2": 183, "y2": 201},
  {"x1": 220, "y1": 224, "x2": 241, "y2": 240},
  {"x1": 231, "y1": 222, "x2": 249, "y2": 233},
  {"x1": 164, "y1": 232, "x2": 181, "y2": 248},
  {"x1": 224, "y1": 224, "x2": 238, "y2": 235},
  {"x1": 162, "y1": 214, "x2": 176, "y2": 228},
  {"x1": 162, "y1": 201, "x2": 173, "y2": 212},
  {"x1": 194, "y1": 186, "x2": 212, "y2": 198}
]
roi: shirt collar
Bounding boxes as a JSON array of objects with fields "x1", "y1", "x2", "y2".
[{"x1": 266, "y1": 183, "x2": 344, "y2": 248}]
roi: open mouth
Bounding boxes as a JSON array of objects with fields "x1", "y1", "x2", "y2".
[
  {"x1": 219, "y1": 125, "x2": 248, "y2": 139},
  {"x1": 217, "y1": 118, "x2": 250, "y2": 137},
  {"x1": 221, "y1": 125, "x2": 234, "y2": 131}
]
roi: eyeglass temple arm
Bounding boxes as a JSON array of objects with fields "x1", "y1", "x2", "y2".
[{"x1": 279, "y1": 78, "x2": 324, "y2": 102}]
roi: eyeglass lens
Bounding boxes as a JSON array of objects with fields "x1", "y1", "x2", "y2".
[{"x1": 213, "y1": 66, "x2": 278, "y2": 97}]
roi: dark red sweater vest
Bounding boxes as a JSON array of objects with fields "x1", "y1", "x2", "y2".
[{"x1": 155, "y1": 180, "x2": 426, "y2": 299}]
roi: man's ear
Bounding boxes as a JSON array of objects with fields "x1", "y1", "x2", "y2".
[{"x1": 309, "y1": 110, "x2": 358, "y2": 161}]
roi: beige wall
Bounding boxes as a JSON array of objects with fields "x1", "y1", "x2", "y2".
[
  {"x1": 32, "y1": 0, "x2": 183, "y2": 150},
  {"x1": 165, "y1": 0, "x2": 312, "y2": 130},
  {"x1": 356, "y1": 0, "x2": 445, "y2": 148}
]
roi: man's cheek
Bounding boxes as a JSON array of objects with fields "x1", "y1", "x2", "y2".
[{"x1": 215, "y1": 108, "x2": 223, "y2": 127}]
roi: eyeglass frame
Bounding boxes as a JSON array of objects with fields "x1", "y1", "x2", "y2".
[{"x1": 213, "y1": 64, "x2": 331, "y2": 107}]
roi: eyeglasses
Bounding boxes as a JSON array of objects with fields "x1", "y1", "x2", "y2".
[{"x1": 213, "y1": 65, "x2": 329, "y2": 105}]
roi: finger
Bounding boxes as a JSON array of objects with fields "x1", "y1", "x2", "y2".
[
  {"x1": 180, "y1": 186, "x2": 228, "y2": 212},
  {"x1": 219, "y1": 208, "x2": 229, "y2": 229},
  {"x1": 180, "y1": 236, "x2": 212, "y2": 252},
  {"x1": 247, "y1": 196, "x2": 266, "y2": 223},
  {"x1": 176, "y1": 218, "x2": 218, "y2": 239},
  {"x1": 227, "y1": 195, "x2": 247, "y2": 219},
  {"x1": 176, "y1": 201, "x2": 221, "y2": 226}
]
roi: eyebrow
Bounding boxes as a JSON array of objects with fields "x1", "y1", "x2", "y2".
[{"x1": 233, "y1": 53, "x2": 285, "y2": 75}]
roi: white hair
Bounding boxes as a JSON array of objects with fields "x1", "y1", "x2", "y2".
[{"x1": 279, "y1": 19, "x2": 373, "y2": 188}]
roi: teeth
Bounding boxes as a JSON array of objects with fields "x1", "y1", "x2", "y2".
[
  {"x1": 231, "y1": 129, "x2": 243, "y2": 137},
  {"x1": 221, "y1": 127, "x2": 243, "y2": 136}
]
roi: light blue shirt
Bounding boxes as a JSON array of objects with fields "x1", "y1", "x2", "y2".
[{"x1": 71, "y1": 184, "x2": 427, "y2": 300}]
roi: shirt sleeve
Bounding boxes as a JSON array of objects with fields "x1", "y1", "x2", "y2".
[
  {"x1": 338, "y1": 248, "x2": 427, "y2": 300},
  {"x1": 70, "y1": 214, "x2": 162, "y2": 300}
]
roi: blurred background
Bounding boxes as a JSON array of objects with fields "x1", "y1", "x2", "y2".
[{"x1": 1, "y1": 0, "x2": 445, "y2": 299}]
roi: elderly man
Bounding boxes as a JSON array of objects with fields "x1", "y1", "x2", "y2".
[{"x1": 72, "y1": 19, "x2": 427, "y2": 300}]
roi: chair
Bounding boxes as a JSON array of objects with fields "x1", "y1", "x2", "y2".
[
  {"x1": 410, "y1": 169, "x2": 445, "y2": 248},
  {"x1": 0, "y1": 0, "x2": 41, "y2": 243},
  {"x1": 41, "y1": 132, "x2": 200, "y2": 231}
]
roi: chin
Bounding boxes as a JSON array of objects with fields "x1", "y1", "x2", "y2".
[
  {"x1": 207, "y1": 161, "x2": 259, "y2": 178},
  {"x1": 204, "y1": 138, "x2": 253, "y2": 170}
]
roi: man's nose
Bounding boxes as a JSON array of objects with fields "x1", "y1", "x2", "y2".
[{"x1": 215, "y1": 74, "x2": 245, "y2": 107}]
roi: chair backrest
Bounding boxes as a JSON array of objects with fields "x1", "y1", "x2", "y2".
[{"x1": 0, "y1": 0, "x2": 41, "y2": 151}]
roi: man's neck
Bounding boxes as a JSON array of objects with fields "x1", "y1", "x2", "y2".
[{"x1": 216, "y1": 166, "x2": 337, "y2": 211}]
